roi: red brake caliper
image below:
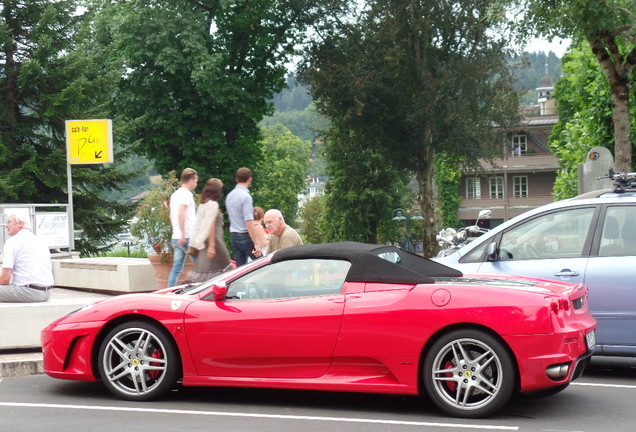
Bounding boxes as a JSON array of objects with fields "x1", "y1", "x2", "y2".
[
  {"x1": 444, "y1": 360, "x2": 457, "y2": 391},
  {"x1": 148, "y1": 349, "x2": 163, "y2": 380}
]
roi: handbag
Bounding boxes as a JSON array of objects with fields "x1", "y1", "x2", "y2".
[{"x1": 186, "y1": 246, "x2": 199, "y2": 257}]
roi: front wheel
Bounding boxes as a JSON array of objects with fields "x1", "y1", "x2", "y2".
[
  {"x1": 98, "y1": 321, "x2": 179, "y2": 401},
  {"x1": 423, "y1": 329, "x2": 515, "y2": 418}
]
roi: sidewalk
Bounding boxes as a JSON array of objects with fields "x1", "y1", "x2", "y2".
[{"x1": 0, "y1": 287, "x2": 114, "y2": 379}]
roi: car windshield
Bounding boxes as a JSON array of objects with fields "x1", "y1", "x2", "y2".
[
  {"x1": 226, "y1": 258, "x2": 352, "y2": 300},
  {"x1": 498, "y1": 207, "x2": 595, "y2": 260},
  {"x1": 175, "y1": 259, "x2": 267, "y2": 295}
]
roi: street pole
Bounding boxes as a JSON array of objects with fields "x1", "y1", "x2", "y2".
[{"x1": 392, "y1": 208, "x2": 424, "y2": 252}]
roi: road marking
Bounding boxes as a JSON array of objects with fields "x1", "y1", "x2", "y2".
[
  {"x1": 0, "y1": 402, "x2": 519, "y2": 430},
  {"x1": 572, "y1": 382, "x2": 636, "y2": 389}
]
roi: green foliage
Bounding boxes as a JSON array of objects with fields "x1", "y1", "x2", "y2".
[
  {"x1": 91, "y1": 0, "x2": 340, "y2": 189},
  {"x1": 512, "y1": 0, "x2": 636, "y2": 40},
  {"x1": 549, "y1": 41, "x2": 630, "y2": 199},
  {"x1": 515, "y1": 0, "x2": 636, "y2": 171},
  {"x1": 262, "y1": 78, "x2": 330, "y2": 179},
  {"x1": 130, "y1": 171, "x2": 180, "y2": 261},
  {"x1": 0, "y1": 0, "x2": 136, "y2": 256},
  {"x1": 300, "y1": 0, "x2": 519, "y2": 254},
  {"x1": 299, "y1": 195, "x2": 328, "y2": 244},
  {"x1": 317, "y1": 125, "x2": 409, "y2": 244},
  {"x1": 435, "y1": 154, "x2": 462, "y2": 229},
  {"x1": 101, "y1": 248, "x2": 148, "y2": 258},
  {"x1": 307, "y1": 150, "x2": 328, "y2": 179},
  {"x1": 252, "y1": 124, "x2": 311, "y2": 225}
]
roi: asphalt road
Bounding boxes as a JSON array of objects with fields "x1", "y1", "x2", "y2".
[{"x1": 0, "y1": 357, "x2": 634, "y2": 432}]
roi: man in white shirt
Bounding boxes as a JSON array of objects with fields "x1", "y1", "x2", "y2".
[
  {"x1": 0, "y1": 213, "x2": 54, "y2": 302},
  {"x1": 168, "y1": 167, "x2": 198, "y2": 287}
]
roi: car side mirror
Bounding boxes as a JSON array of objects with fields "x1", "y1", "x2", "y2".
[
  {"x1": 212, "y1": 284, "x2": 227, "y2": 301},
  {"x1": 486, "y1": 242, "x2": 498, "y2": 261}
]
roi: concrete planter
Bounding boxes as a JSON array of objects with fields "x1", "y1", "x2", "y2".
[{"x1": 52, "y1": 257, "x2": 156, "y2": 293}]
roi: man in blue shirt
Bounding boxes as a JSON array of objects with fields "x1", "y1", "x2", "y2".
[{"x1": 226, "y1": 167, "x2": 261, "y2": 266}]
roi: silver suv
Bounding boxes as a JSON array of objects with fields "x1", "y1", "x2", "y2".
[{"x1": 436, "y1": 172, "x2": 636, "y2": 357}]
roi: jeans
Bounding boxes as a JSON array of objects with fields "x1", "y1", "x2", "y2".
[
  {"x1": 168, "y1": 239, "x2": 190, "y2": 288},
  {"x1": 230, "y1": 232, "x2": 255, "y2": 267}
]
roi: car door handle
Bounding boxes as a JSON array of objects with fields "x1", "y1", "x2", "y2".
[{"x1": 554, "y1": 269, "x2": 580, "y2": 277}]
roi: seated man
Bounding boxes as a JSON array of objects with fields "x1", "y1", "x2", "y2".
[
  {"x1": 263, "y1": 209, "x2": 303, "y2": 254},
  {"x1": 0, "y1": 213, "x2": 54, "y2": 302}
]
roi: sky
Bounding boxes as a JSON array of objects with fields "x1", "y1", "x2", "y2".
[{"x1": 524, "y1": 36, "x2": 571, "y2": 57}]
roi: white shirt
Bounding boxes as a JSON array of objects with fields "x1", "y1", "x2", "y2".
[
  {"x1": 170, "y1": 186, "x2": 196, "y2": 239},
  {"x1": 2, "y1": 229, "x2": 54, "y2": 286}
]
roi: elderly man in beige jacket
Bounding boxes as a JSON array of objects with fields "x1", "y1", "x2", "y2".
[{"x1": 263, "y1": 209, "x2": 303, "y2": 253}]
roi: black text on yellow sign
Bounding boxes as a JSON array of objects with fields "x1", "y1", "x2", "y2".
[{"x1": 65, "y1": 119, "x2": 113, "y2": 164}]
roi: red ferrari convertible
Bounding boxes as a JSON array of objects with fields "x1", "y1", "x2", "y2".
[{"x1": 42, "y1": 242, "x2": 596, "y2": 418}]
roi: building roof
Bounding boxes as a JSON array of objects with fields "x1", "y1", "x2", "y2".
[
  {"x1": 524, "y1": 116, "x2": 559, "y2": 127},
  {"x1": 537, "y1": 73, "x2": 555, "y2": 89}
]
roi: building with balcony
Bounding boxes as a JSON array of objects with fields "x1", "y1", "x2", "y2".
[{"x1": 457, "y1": 72, "x2": 559, "y2": 228}]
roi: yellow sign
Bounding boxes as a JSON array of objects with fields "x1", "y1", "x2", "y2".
[{"x1": 65, "y1": 119, "x2": 113, "y2": 164}]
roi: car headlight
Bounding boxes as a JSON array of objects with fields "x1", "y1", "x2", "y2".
[{"x1": 64, "y1": 302, "x2": 96, "y2": 316}]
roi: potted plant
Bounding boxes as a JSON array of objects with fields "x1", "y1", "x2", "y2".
[{"x1": 130, "y1": 171, "x2": 193, "y2": 288}]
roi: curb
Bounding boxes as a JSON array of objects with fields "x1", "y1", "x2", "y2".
[{"x1": 0, "y1": 353, "x2": 44, "y2": 378}]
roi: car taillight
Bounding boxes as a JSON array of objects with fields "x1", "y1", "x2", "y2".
[
  {"x1": 572, "y1": 296, "x2": 585, "y2": 310},
  {"x1": 550, "y1": 298, "x2": 570, "y2": 314}
]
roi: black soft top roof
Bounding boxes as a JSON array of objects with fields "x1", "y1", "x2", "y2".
[{"x1": 270, "y1": 242, "x2": 462, "y2": 285}]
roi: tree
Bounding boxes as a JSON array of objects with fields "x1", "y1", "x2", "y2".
[
  {"x1": 435, "y1": 153, "x2": 462, "y2": 230},
  {"x1": 515, "y1": 0, "x2": 636, "y2": 172},
  {"x1": 299, "y1": 194, "x2": 327, "y2": 244},
  {"x1": 252, "y1": 124, "x2": 311, "y2": 225},
  {"x1": 0, "y1": 0, "x2": 136, "y2": 255},
  {"x1": 318, "y1": 124, "x2": 409, "y2": 245},
  {"x1": 300, "y1": 0, "x2": 519, "y2": 256},
  {"x1": 91, "y1": 0, "x2": 343, "y2": 188},
  {"x1": 549, "y1": 42, "x2": 618, "y2": 199}
]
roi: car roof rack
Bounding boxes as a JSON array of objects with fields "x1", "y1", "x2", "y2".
[{"x1": 598, "y1": 169, "x2": 636, "y2": 193}]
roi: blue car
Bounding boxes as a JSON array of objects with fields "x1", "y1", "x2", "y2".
[{"x1": 436, "y1": 173, "x2": 636, "y2": 357}]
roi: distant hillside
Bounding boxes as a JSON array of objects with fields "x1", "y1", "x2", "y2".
[
  {"x1": 262, "y1": 75, "x2": 325, "y2": 142},
  {"x1": 102, "y1": 155, "x2": 157, "y2": 205},
  {"x1": 511, "y1": 51, "x2": 562, "y2": 105},
  {"x1": 271, "y1": 75, "x2": 313, "y2": 112}
]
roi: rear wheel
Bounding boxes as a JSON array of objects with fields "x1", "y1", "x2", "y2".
[
  {"x1": 98, "y1": 321, "x2": 179, "y2": 401},
  {"x1": 423, "y1": 329, "x2": 515, "y2": 418}
]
